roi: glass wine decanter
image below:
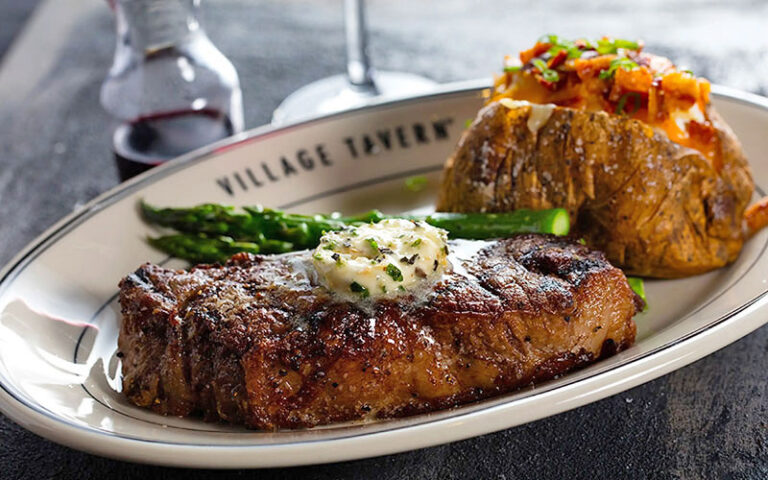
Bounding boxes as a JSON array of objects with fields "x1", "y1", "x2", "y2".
[{"x1": 101, "y1": 0, "x2": 244, "y2": 180}]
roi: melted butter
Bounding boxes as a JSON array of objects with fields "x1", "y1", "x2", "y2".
[
  {"x1": 446, "y1": 238, "x2": 494, "y2": 278},
  {"x1": 273, "y1": 252, "x2": 316, "y2": 288},
  {"x1": 498, "y1": 98, "x2": 555, "y2": 134},
  {"x1": 312, "y1": 219, "x2": 450, "y2": 300}
]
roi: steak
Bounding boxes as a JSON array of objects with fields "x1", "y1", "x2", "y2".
[{"x1": 118, "y1": 234, "x2": 641, "y2": 429}]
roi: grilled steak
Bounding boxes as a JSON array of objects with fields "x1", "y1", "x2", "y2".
[{"x1": 118, "y1": 234, "x2": 641, "y2": 429}]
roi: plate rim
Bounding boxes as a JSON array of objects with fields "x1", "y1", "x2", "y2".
[{"x1": 1, "y1": 80, "x2": 768, "y2": 468}]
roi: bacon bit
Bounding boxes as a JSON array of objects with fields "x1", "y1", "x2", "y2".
[
  {"x1": 687, "y1": 120, "x2": 716, "y2": 146},
  {"x1": 535, "y1": 75, "x2": 558, "y2": 90},
  {"x1": 664, "y1": 93, "x2": 698, "y2": 113},
  {"x1": 492, "y1": 40, "x2": 715, "y2": 159},
  {"x1": 574, "y1": 39, "x2": 591, "y2": 49},
  {"x1": 745, "y1": 196, "x2": 768, "y2": 235},
  {"x1": 647, "y1": 84, "x2": 659, "y2": 121},
  {"x1": 606, "y1": 81, "x2": 624, "y2": 102},
  {"x1": 573, "y1": 55, "x2": 613, "y2": 80},
  {"x1": 548, "y1": 49, "x2": 568, "y2": 69},
  {"x1": 686, "y1": 120, "x2": 720, "y2": 169},
  {"x1": 520, "y1": 42, "x2": 551, "y2": 64},
  {"x1": 615, "y1": 67, "x2": 653, "y2": 93},
  {"x1": 661, "y1": 72, "x2": 700, "y2": 100}
]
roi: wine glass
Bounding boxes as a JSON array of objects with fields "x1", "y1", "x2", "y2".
[{"x1": 272, "y1": 0, "x2": 437, "y2": 125}]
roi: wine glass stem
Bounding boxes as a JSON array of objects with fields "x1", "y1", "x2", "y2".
[{"x1": 344, "y1": 0, "x2": 378, "y2": 94}]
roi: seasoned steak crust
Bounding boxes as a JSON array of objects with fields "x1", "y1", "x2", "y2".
[{"x1": 118, "y1": 234, "x2": 640, "y2": 429}]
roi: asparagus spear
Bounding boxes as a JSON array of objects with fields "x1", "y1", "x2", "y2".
[
  {"x1": 421, "y1": 211, "x2": 570, "y2": 239},
  {"x1": 141, "y1": 202, "x2": 648, "y2": 307},
  {"x1": 141, "y1": 202, "x2": 350, "y2": 249},
  {"x1": 148, "y1": 234, "x2": 293, "y2": 264},
  {"x1": 141, "y1": 202, "x2": 570, "y2": 249}
]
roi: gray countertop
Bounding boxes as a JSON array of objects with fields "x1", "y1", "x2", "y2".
[{"x1": 0, "y1": 0, "x2": 766, "y2": 478}]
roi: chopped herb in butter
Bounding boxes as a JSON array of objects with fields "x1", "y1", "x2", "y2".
[{"x1": 312, "y1": 219, "x2": 449, "y2": 300}]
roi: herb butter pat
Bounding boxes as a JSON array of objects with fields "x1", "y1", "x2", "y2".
[{"x1": 312, "y1": 219, "x2": 449, "y2": 299}]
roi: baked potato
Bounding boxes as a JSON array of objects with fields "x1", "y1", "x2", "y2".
[{"x1": 437, "y1": 36, "x2": 754, "y2": 278}]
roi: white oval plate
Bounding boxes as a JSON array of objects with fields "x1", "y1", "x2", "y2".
[{"x1": 1, "y1": 81, "x2": 767, "y2": 468}]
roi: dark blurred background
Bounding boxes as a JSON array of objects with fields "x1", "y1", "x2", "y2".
[
  {"x1": 0, "y1": 1, "x2": 766, "y2": 479},
  {"x1": 0, "y1": 1, "x2": 39, "y2": 57}
]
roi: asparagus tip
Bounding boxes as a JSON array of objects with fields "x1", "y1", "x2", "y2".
[{"x1": 551, "y1": 208, "x2": 571, "y2": 236}]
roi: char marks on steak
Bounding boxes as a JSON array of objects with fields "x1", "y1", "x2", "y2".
[{"x1": 118, "y1": 234, "x2": 641, "y2": 429}]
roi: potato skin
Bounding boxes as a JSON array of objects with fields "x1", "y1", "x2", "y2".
[{"x1": 437, "y1": 102, "x2": 754, "y2": 278}]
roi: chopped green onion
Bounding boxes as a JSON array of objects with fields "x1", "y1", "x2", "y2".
[
  {"x1": 599, "y1": 57, "x2": 639, "y2": 80},
  {"x1": 386, "y1": 264, "x2": 404, "y2": 282},
  {"x1": 532, "y1": 58, "x2": 560, "y2": 83},
  {"x1": 541, "y1": 69, "x2": 560, "y2": 83},
  {"x1": 503, "y1": 65, "x2": 522, "y2": 72},
  {"x1": 350, "y1": 281, "x2": 370, "y2": 298},
  {"x1": 596, "y1": 38, "x2": 640, "y2": 55},
  {"x1": 612, "y1": 39, "x2": 640, "y2": 50},
  {"x1": 615, "y1": 92, "x2": 643, "y2": 116},
  {"x1": 366, "y1": 237, "x2": 379, "y2": 251},
  {"x1": 535, "y1": 36, "x2": 640, "y2": 58},
  {"x1": 538, "y1": 33, "x2": 559, "y2": 44},
  {"x1": 565, "y1": 47, "x2": 583, "y2": 59},
  {"x1": 542, "y1": 35, "x2": 583, "y2": 59},
  {"x1": 531, "y1": 58, "x2": 547, "y2": 70}
]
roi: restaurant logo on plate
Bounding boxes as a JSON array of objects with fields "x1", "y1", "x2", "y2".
[{"x1": 215, "y1": 117, "x2": 456, "y2": 197}]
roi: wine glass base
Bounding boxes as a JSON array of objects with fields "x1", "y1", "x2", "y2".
[{"x1": 272, "y1": 71, "x2": 438, "y2": 125}]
